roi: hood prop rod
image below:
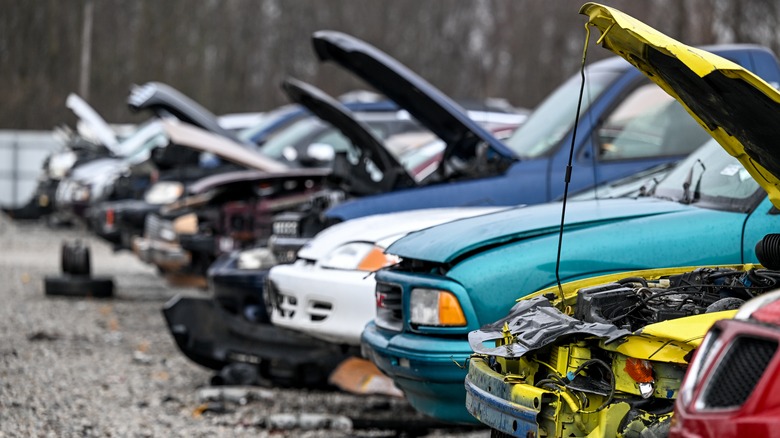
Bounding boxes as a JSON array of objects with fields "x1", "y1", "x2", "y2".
[{"x1": 555, "y1": 24, "x2": 593, "y2": 307}]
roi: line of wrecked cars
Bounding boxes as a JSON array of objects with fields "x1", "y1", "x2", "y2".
[{"x1": 18, "y1": 3, "x2": 780, "y2": 437}]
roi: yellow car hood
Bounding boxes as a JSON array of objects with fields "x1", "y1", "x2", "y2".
[{"x1": 581, "y1": 2, "x2": 780, "y2": 208}]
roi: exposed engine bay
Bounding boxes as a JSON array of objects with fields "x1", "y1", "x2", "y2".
[
  {"x1": 575, "y1": 267, "x2": 780, "y2": 332},
  {"x1": 467, "y1": 264, "x2": 780, "y2": 437}
]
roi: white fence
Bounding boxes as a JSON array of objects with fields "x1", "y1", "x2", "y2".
[{"x1": 0, "y1": 131, "x2": 59, "y2": 208}]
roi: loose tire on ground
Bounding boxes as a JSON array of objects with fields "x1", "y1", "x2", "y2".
[
  {"x1": 60, "y1": 241, "x2": 91, "y2": 276},
  {"x1": 44, "y1": 275, "x2": 114, "y2": 298}
]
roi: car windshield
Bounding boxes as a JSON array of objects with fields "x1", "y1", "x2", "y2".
[
  {"x1": 258, "y1": 117, "x2": 325, "y2": 160},
  {"x1": 504, "y1": 70, "x2": 619, "y2": 158},
  {"x1": 652, "y1": 138, "x2": 762, "y2": 211}
]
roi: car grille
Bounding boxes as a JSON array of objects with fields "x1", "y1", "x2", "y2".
[
  {"x1": 700, "y1": 336, "x2": 777, "y2": 409},
  {"x1": 145, "y1": 214, "x2": 175, "y2": 242},
  {"x1": 375, "y1": 282, "x2": 403, "y2": 332}
]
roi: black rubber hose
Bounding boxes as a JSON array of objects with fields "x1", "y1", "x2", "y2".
[{"x1": 756, "y1": 234, "x2": 780, "y2": 270}]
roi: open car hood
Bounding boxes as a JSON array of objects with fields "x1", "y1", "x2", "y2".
[
  {"x1": 161, "y1": 119, "x2": 289, "y2": 173},
  {"x1": 186, "y1": 168, "x2": 330, "y2": 195},
  {"x1": 582, "y1": 2, "x2": 780, "y2": 208},
  {"x1": 65, "y1": 93, "x2": 120, "y2": 152},
  {"x1": 281, "y1": 78, "x2": 416, "y2": 193},
  {"x1": 311, "y1": 31, "x2": 517, "y2": 167},
  {"x1": 128, "y1": 82, "x2": 243, "y2": 145}
]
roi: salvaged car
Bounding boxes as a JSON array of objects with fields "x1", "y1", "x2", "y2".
[
  {"x1": 669, "y1": 288, "x2": 780, "y2": 437},
  {"x1": 5, "y1": 94, "x2": 166, "y2": 221},
  {"x1": 136, "y1": 79, "x2": 423, "y2": 281},
  {"x1": 57, "y1": 81, "x2": 268, "y2": 227},
  {"x1": 360, "y1": 38, "x2": 780, "y2": 425},
  {"x1": 463, "y1": 3, "x2": 780, "y2": 436}
]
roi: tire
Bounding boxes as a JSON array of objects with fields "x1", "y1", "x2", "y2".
[
  {"x1": 44, "y1": 275, "x2": 114, "y2": 298},
  {"x1": 60, "y1": 242, "x2": 73, "y2": 274},
  {"x1": 60, "y1": 241, "x2": 91, "y2": 276}
]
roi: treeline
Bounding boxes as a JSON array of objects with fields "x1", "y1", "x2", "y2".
[{"x1": 2, "y1": 0, "x2": 779, "y2": 129}]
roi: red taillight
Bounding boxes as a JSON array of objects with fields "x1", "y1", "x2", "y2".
[
  {"x1": 625, "y1": 357, "x2": 654, "y2": 383},
  {"x1": 105, "y1": 208, "x2": 114, "y2": 227}
]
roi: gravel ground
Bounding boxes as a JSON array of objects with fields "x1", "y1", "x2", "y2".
[{"x1": 0, "y1": 216, "x2": 489, "y2": 438}]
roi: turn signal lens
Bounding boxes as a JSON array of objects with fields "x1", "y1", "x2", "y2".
[
  {"x1": 625, "y1": 357, "x2": 654, "y2": 383},
  {"x1": 357, "y1": 246, "x2": 399, "y2": 271}
]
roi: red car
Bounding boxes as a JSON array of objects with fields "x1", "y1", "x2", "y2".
[{"x1": 671, "y1": 284, "x2": 780, "y2": 437}]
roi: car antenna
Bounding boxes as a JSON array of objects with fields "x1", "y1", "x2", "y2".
[{"x1": 554, "y1": 23, "x2": 599, "y2": 308}]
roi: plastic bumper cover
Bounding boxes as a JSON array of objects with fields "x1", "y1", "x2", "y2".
[
  {"x1": 269, "y1": 262, "x2": 375, "y2": 345},
  {"x1": 361, "y1": 322, "x2": 478, "y2": 424},
  {"x1": 162, "y1": 295, "x2": 353, "y2": 386}
]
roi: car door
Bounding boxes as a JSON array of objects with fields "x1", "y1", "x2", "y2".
[{"x1": 548, "y1": 77, "x2": 712, "y2": 200}]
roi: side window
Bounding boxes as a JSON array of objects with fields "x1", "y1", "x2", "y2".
[{"x1": 597, "y1": 81, "x2": 711, "y2": 161}]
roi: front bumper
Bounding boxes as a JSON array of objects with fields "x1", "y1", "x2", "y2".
[
  {"x1": 133, "y1": 236, "x2": 190, "y2": 270},
  {"x1": 208, "y1": 251, "x2": 272, "y2": 324},
  {"x1": 163, "y1": 295, "x2": 353, "y2": 386},
  {"x1": 465, "y1": 356, "x2": 542, "y2": 437},
  {"x1": 361, "y1": 321, "x2": 478, "y2": 424},
  {"x1": 268, "y1": 261, "x2": 376, "y2": 345}
]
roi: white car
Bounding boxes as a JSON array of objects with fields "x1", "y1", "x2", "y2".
[{"x1": 266, "y1": 206, "x2": 507, "y2": 345}]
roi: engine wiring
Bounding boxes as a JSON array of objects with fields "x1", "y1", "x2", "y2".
[{"x1": 605, "y1": 268, "x2": 780, "y2": 329}]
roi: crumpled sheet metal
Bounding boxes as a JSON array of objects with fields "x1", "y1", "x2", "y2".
[{"x1": 468, "y1": 296, "x2": 632, "y2": 358}]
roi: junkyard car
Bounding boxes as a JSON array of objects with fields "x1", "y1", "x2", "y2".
[
  {"x1": 135, "y1": 78, "x2": 430, "y2": 281},
  {"x1": 57, "y1": 81, "x2": 269, "y2": 227},
  {"x1": 360, "y1": 35, "x2": 780, "y2": 426},
  {"x1": 463, "y1": 2, "x2": 780, "y2": 435}
]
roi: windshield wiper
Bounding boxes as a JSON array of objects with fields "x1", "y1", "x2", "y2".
[
  {"x1": 681, "y1": 159, "x2": 706, "y2": 204},
  {"x1": 638, "y1": 177, "x2": 661, "y2": 197}
]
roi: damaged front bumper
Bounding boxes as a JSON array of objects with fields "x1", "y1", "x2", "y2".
[
  {"x1": 163, "y1": 295, "x2": 354, "y2": 386},
  {"x1": 133, "y1": 236, "x2": 191, "y2": 270}
]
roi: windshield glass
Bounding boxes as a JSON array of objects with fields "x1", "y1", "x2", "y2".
[
  {"x1": 258, "y1": 118, "x2": 324, "y2": 159},
  {"x1": 504, "y1": 70, "x2": 619, "y2": 158},
  {"x1": 652, "y1": 139, "x2": 761, "y2": 211}
]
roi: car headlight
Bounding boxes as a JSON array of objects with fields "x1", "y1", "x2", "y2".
[
  {"x1": 410, "y1": 288, "x2": 466, "y2": 327},
  {"x1": 72, "y1": 184, "x2": 91, "y2": 202},
  {"x1": 47, "y1": 151, "x2": 77, "y2": 180},
  {"x1": 144, "y1": 181, "x2": 184, "y2": 205},
  {"x1": 319, "y1": 242, "x2": 399, "y2": 271},
  {"x1": 237, "y1": 247, "x2": 278, "y2": 270}
]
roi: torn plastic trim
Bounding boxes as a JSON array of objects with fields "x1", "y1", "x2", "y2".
[{"x1": 468, "y1": 296, "x2": 630, "y2": 358}]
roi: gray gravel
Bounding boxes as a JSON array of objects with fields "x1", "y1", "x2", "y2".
[{"x1": 0, "y1": 216, "x2": 489, "y2": 437}]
